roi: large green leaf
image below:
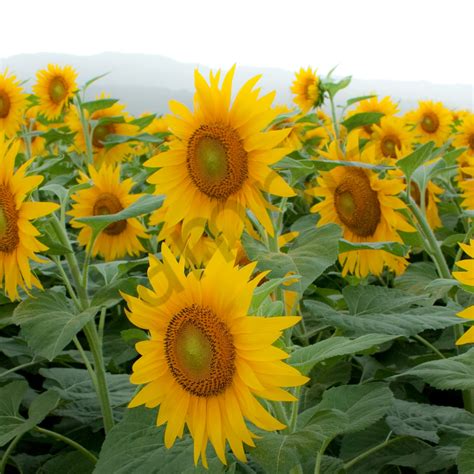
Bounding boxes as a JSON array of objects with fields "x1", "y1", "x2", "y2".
[
  {"x1": 0, "y1": 381, "x2": 59, "y2": 447},
  {"x1": 13, "y1": 289, "x2": 98, "y2": 361},
  {"x1": 94, "y1": 406, "x2": 223, "y2": 473},
  {"x1": 37, "y1": 451, "x2": 95, "y2": 474},
  {"x1": 458, "y1": 437, "x2": 474, "y2": 474},
  {"x1": 397, "y1": 349, "x2": 474, "y2": 390},
  {"x1": 341, "y1": 112, "x2": 384, "y2": 132},
  {"x1": 397, "y1": 141, "x2": 435, "y2": 179},
  {"x1": 242, "y1": 224, "x2": 341, "y2": 293},
  {"x1": 290, "y1": 334, "x2": 397, "y2": 375}
]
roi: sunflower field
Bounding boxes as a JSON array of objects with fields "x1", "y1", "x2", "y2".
[{"x1": 0, "y1": 63, "x2": 473, "y2": 474}]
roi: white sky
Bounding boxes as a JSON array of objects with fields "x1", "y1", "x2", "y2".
[{"x1": 2, "y1": 0, "x2": 474, "y2": 85}]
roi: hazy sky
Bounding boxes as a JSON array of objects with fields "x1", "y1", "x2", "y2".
[{"x1": 2, "y1": 0, "x2": 473, "y2": 85}]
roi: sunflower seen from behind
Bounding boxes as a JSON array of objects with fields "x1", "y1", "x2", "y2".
[
  {"x1": 0, "y1": 71, "x2": 27, "y2": 137},
  {"x1": 123, "y1": 245, "x2": 308, "y2": 466},
  {"x1": 291, "y1": 67, "x2": 324, "y2": 113},
  {"x1": 33, "y1": 64, "x2": 77, "y2": 120},
  {"x1": 308, "y1": 132, "x2": 414, "y2": 277},
  {"x1": 453, "y1": 240, "x2": 474, "y2": 345},
  {"x1": 405, "y1": 100, "x2": 452, "y2": 146},
  {"x1": 68, "y1": 164, "x2": 148, "y2": 261},
  {"x1": 145, "y1": 67, "x2": 295, "y2": 247},
  {"x1": 0, "y1": 134, "x2": 59, "y2": 300}
]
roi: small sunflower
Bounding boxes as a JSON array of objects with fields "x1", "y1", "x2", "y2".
[
  {"x1": 453, "y1": 240, "x2": 474, "y2": 345},
  {"x1": 0, "y1": 133, "x2": 59, "y2": 300},
  {"x1": 459, "y1": 165, "x2": 474, "y2": 210},
  {"x1": 0, "y1": 71, "x2": 27, "y2": 137},
  {"x1": 346, "y1": 96, "x2": 399, "y2": 138},
  {"x1": 21, "y1": 106, "x2": 47, "y2": 157},
  {"x1": 122, "y1": 245, "x2": 308, "y2": 466},
  {"x1": 67, "y1": 95, "x2": 138, "y2": 165},
  {"x1": 453, "y1": 114, "x2": 474, "y2": 162},
  {"x1": 370, "y1": 116, "x2": 414, "y2": 161},
  {"x1": 69, "y1": 164, "x2": 148, "y2": 261},
  {"x1": 145, "y1": 67, "x2": 295, "y2": 246},
  {"x1": 291, "y1": 67, "x2": 324, "y2": 113},
  {"x1": 405, "y1": 101, "x2": 452, "y2": 146},
  {"x1": 33, "y1": 64, "x2": 77, "y2": 120},
  {"x1": 308, "y1": 132, "x2": 414, "y2": 277}
]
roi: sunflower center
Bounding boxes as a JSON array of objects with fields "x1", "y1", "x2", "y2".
[
  {"x1": 93, "y1": 193, "x2": 127, "y2": 236},
  {"x1": 421, "y1": 112, "x2": 440, "y2": 133},
  {"x1": 164, "y1": 304, "x2": 235, "y2": 397},
  {"x1": 0, "y1": 92, "x2": 11, "y2": 119},
  {"x1": 334, "y1": 167, "x2": 381, "y2": 237},
  {"x1": 468, "y1": 134, "x2": 474, "y2": 151},
  {"x1": 0, "y1": 185, "x2": 19, "y2": 254},
  {"x1": 381, "y1": 135, "x2": 401, "y2": 158},
  {"x1": 187, "y1": 124, "x2": 248, "y2": 200},
  {"x1": 49, "y1": 76, "x2": 68, "y2": 104},
  {"x1": 93, "y1": 123, "x2": 115, "y2": 148}
]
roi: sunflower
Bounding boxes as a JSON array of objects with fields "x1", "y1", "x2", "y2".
[
  {"x1": 69, "y1": 164, "x2": 148, "y2": 261},
  {"x1": 370, "y1": 116, "x2": 413, "y2": 161},
  {"x1": 459, "y1": 165, "x2": 474, "y2": 210},
  {"x1": 0, "y1": 133, "x2": 59, "y2": 300},
  {"x1": 122, "y1": 245, "x2": 308, "y2": 466},
  {"x1": 33, "y1": 64, "x2": 77, "y2": 120},
  {"x1": 452, "y1": 109, "x2": 471, "y2": 125},
  {"x1": 453, "y1": 240, "x2": 474, "y2": 345},
  {"x1": 290, "y1": 67, "x2": 324, "y2": 113},
  {"x1": 409, "y1": 180, "x2": 443, "y2": 229},
  {"x1": 0, "y1": 71, "x2": 27, "y2": 137},
  {"x1": 346, "y1": 96, "x2": 399, "y2": 138},
  {"x1": 145, "y1": 67, "x2": 295, "y2": 247},
  {"x1": 405, "y1": 101, "x2": 452, "y2": 146},
  {"x1": 20, "y1": 106, "x2": 47, "y2": 157},
  {"x1": 454, "y1": 114, "x2": 474, "y2": 161},
  {"x1": 67, "y1": 94, "x2": 138, "y2": 165},
  {"x1": 308, "y1": 132, "x2": 414, "y2": 277}
]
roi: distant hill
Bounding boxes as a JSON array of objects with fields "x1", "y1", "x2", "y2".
[{"x1": 1, "y1": 52, "x2": 472, "y2": 115}]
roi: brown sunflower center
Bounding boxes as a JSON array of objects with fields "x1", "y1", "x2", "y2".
[
  {"x1": 164, "y1": 304, "x2": 235, "y2": 397},
  {"x1": 93, "y1": 193, "x2": 127, "y2": 236},
  {"x1": 421, "y1": 112, "x2": 439, "y2": 133},
  {"x1": 468, "y1": 134, "x2": 474, "y2": 151},
  {"x1": 0, "y1": 91, "x2": 11, "y2": 119},
  {"x1": 49, "y1": 76, "x2": 68, "y2": 104},
  {"x1": 381, "y1": 135, "x2": 401, "y2": 158},
  {"x1": 187, "y1": 123, "x2": 248, "y2": 200},
  {"x1": 92, "y1": 123, "x2": 115, "y2": 148},
  {"x1": 334, "y1": 167, "x2": 381, "y2": 237},
  {"x1": 0, "y1": 185, "x2": 19, "y2": 254}
]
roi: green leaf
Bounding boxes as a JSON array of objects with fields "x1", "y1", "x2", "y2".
[
  {"x1": 341, "y1": 112, "x2": 384, "y2": 133},
  {"x1": 76, "y1": 194, "x2": 163, "y2": 236},
  {"x1": 458, "y1": 437, "x2": 474, "y2": 474},
  {"x1": 249, "y1": 275, "x2": 300, "y2": 313},
  {"x1": 305, "y1": 299, "x2": 461, "y2": 337},
  {"x1": 397, "y1": 141, "x2": 435, "y2": 179},
  {"x1": 82, "y1": 72, "x2": 110, "y2": 91},
  {"x1": 82, "y1": 98, "x2": 118, "y2": 114},
  {"x1": 297, "y1": 408, "x2": 350, "y2": 439},
  {"x1": 345, "y1": 95, "x2": 376, "y2": 107},
  {"x1": 13, "y1": 289, "x2": 99, "y2": 361},
  {"x1": 242, "y1": 224, "x2": 341, "y2": 294},
  {"x1": 95, "y1": 406, "x2": 223, "y2": 473},
  {"x1": 397, "y1": 348, "x2": 474, "y2": 390},
  {"x1": 339, "y1": 239, "x2": 409, "y2": 257},
  {"x1": 316, "y1": 383, "x2": 394, "y2": 433},
  {"x1": 323, "y1": 76, "x2": 352, "y2": 96},
  {"x1": 130, "y1": 114, "x2": 156, "y2": 130},
  {"x1": 290, "y1": 334, "x2": 397, "y2": 375},
  {"x1": 37, "y1": 451, "x2": 95, "y2": 474}
]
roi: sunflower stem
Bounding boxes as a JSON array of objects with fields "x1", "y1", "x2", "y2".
[
  {"x1": 34, "y1": 426, "x2": 98, "y2": 464},
  {"x1": 314, "y1": 438, "x2": 330, "y2": 474},
  {"x1": 74, "y1": 95, "x2": 94, "y2": 166},
  {"x1": 0, "y1": 433, "x2": 24, "y2": 474},
  {"x1": 328, "y1": 94, "x2": 340, "y2": 142}
]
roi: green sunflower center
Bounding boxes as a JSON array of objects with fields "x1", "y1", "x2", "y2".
[
  {"x1": 49, "y1": 76, "x2": 68, "y2": 104},
  {"x1": 164, "y1": 304, "x2": 235, "y2": 397},
  {"x1": 93, "y1": 192, "x2": 127, "y2": 236},
  {"x1": 92, "y1": 123, "x2": 115, "y2": 149},
  {"x1": 334, "y1": 167, "x2": 381, "y2": 237},
  {"x1": 0, "y1": 185, "x2": 19, "y2": 254},
  {"x1": 0, "y1": 91, "x2": 11, "y2": 119},
  {"x1": 381, "y1": 135, "x2": 401, "y2": 158},
  {"x1": 187, "y1": 123, "x2": 248, "y2": 200},
  {"x1": 421, "y1": 112, "x2": 440, "y2": 133}
]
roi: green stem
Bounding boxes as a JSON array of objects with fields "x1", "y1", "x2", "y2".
[
  {"x1": 314, "y1": 438, "x2": 330, "y2": 474},
  {"x1": 273, "y1": 401, "x2": 289, "y2": 428},
  {"x1": 73, "y1": 336, "x2": 97, "y2": 389},
  {"x1": 34, "y1": 426, "x2": 98, "y2": 464},
  {"x1": 328, "y1": 94, "x2": 340, "y2": 142},
  {"x1": 0, "y1": 433, "x2": 24, "y2": 473},
  {"x1": 343, "y1": 436, "x2": 406, "y2": 470},
  {"x1": 74, "y1": 96, "x2": 94, "y2": 165},
  {"x1": 83, "y1": 322, "x2": 114, "y2": 433},
  {"x1": 98, "y1": 306, "x2": 107, "y2": 344},
  {"x1": 52, "y1": 255, "x2": 82, "y2": 310},
  {"x1": 413, "y1": 335, "x2": 445, "y2": 359},
  {"x1": 286, "y1": 387, "x2": 301, "y2": 434},
  {"x1": 0, "y1": 359, "x2": 39, "y2": 379}
]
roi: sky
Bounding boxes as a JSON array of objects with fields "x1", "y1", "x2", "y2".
[{"x1": 2, "y1": 0, "x2": 474, "y2": 85}]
